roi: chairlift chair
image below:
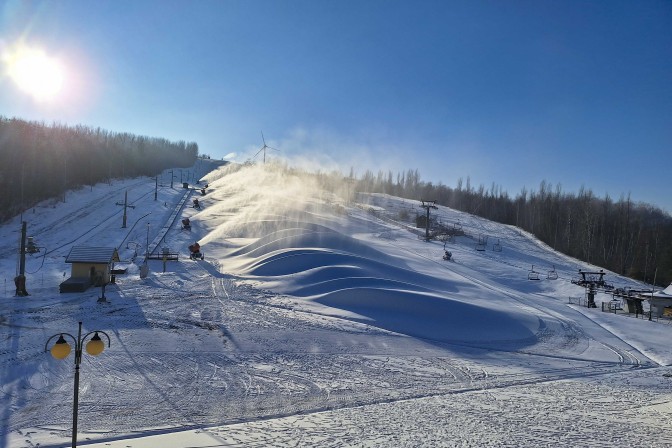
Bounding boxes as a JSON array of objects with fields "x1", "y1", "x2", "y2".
[
  {"x1": 547, "y1": 265, "x2": 558, "y2": 280},
  {"x1": 492, "y1": 239, "x2": 502, "y2": 252},
  {"x1": 528, "y1": 265, "x2": 541, "y2": 281},
  {"x1": 475, "y1": 235, "x2": 487, "y2": 251}
]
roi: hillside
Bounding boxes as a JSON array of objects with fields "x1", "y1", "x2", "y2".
[{"x1": 1, "y1": 161, "x2": 671, "y2": 448}]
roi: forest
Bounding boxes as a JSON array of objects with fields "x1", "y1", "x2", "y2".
[
  {"x1": 0, "y1": 117, "x2": 198, "y2": 222},
  {"x1": 352, "y1": 168, "x2": 672, "y2": 287}
]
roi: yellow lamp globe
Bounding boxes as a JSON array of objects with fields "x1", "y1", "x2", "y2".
[
  {"x1": 85, "y1": 333, "x2": 105, "y2": 356},
  {"x1": 50, "y1": 335, "x2": 71, "y2": 360}
]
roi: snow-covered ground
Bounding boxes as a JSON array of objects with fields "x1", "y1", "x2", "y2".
[{"x1": 1, "y1": 161, "x2": 671, "y2": 448}]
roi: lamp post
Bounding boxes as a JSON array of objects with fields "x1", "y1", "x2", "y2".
[{"x1": 45, "y1": 322, "x2": 111, "y2": 448}]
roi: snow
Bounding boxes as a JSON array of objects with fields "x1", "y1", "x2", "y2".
[{"x1": 1, "y1": 161, "x2": 671, "y2": 448}]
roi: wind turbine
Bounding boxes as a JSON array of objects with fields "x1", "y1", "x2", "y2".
[{"x1": 253, "y1": 131, "x2": 280, "y2": 164}]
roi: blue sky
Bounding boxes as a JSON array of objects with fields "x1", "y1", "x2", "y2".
[{"x1": 1, "y1": 0, "x2": 670, "y2": 212}]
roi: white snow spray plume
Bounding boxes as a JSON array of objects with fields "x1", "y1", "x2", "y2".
[
  {"x1": 241, "y1": 126, "x2": 411, "y2": 180},
  {"x1": 196, "y1": 161, "x2": 350, "y2": 247}
]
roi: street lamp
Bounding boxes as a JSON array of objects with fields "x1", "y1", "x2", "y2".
[{"x1": 44, "y1": 322, "x2": 111, "y2": 448}]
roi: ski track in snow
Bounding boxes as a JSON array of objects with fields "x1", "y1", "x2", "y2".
[{"x1": 1, "y1": 164, "x2": 672, "y2": 448}]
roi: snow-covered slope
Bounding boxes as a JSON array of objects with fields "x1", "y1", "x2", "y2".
[{"x1": 1, "y1": 162, "x2": 671, "y2": 448}]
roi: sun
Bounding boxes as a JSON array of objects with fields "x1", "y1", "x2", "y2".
[{"x1": 4, "y1": 46, "x2": 65, "y2": 101}]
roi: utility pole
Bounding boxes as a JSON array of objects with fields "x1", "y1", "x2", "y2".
[
  {"x1": 420, "y1": 200, "x2": 438, "y2": 241},
  {"x1": 154, "y1": 176, "x2": 158, "y2": 201},
  {"x1": 145, "y1": 222, "x2": 150, "y2": 259},
  {"x1": 63, "y1": 158, "x2": 67, "y2": 203},
  {"x1": 115, "y1": 191, "x2": 135, "y2": 228},
  {"x1": 170, "y1": 170, "x2": 174, "y2": 189},
  {"x1": 15, "y1": 221, "x2": 29, "y2": 296},
  {"x1": 140, "y1": 223, "x2": 150, "y2": 279},
  {"x1": 20, "y1": 165, "x2": 25, "y2": 223}
]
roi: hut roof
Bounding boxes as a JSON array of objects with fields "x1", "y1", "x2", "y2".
[{"x1": 65, "y1": 246, "x2": 120, "y2": 264}]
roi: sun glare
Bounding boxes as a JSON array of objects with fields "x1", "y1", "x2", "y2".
[{"x1": 5, "y1": 46, "x2": 65, "y2": 101}]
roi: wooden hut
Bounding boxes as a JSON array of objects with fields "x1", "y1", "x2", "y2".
[{"x1": 60, "y1": 246, "x2": 120, "y2": 293}]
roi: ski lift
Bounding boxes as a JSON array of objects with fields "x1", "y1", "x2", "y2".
[
  {"x1": 492, "y1": 239, "x2": 502, "y2": 252},
  {"x1": 547, "y1": 265, "x2": 558, "y2": 280},
  {"x1": 475, "y1": 234, "x2": 487, "y2": 251},
  {"x1": 528, "y1": 265, "x2": 541, "y2": 281}
]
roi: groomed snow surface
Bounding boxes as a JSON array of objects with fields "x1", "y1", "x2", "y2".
[{"x1": 1, "y1": 161, "x2": 671, "y2": 448}]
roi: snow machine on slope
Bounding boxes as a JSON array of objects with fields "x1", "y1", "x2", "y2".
[
  {"x1": 188, "y1": 242, "x2": 204, "y2": 260},
  {"x1": 182, "y1": 218, "x2": 191, "y2": 231},
  {"x1": 443, "y1": 250, "x2": 452, "y2": 261},
  {"x1": 193, "y1": 198, "x2": 201, "y2": 209}
]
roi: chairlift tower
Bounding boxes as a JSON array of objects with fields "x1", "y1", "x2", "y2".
[
  {"x1": 571, "y1": 269, "x2": 613, "y2": 308},
  {"x1": 420, "y1": 200, "x2": 438, "y2": 241}
]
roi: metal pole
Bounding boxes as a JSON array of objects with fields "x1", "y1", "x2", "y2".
[
  {"x1": 19, "y1": 222, "x2": 27, "y2": 278},
  {"x1": 650, "y1": 268, "x2": 658, "y2": 321},
  {"x1": 71, "y1": 321, "x2": 82, "y2": 448},
  {"x1": 20, "y1": 165, "x2": 24, "y2": 222},
  {"x1": 154, "y1": 176, "x2": 158, "y2": 201},
  {"x1": 63, "y1": 158, "x2": 67, "y2": 203},
  {"x1": 170, "y1": 170, "x2": 174, "y2": 189},
  {"x1": 122, "y1": 191, "x2": 128, "y2": 228}
]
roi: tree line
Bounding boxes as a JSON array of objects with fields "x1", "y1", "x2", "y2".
[
  {"x1": 351, "y1": 168, "x2": 672, "y2": 287},
  {"x1": 0, "y1": 117, "x2": 198, "y2": 222}
]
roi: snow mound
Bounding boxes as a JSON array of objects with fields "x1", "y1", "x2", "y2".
[
  {"x1": 225, "y1": 223, "x2": 541, "y2": 344},
  {"x1": 314, "y1": 287, "x2": 538, "y2": 343}
]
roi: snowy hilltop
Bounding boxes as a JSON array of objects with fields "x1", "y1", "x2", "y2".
[{"x1": 1, "y1": 161, "x2": 671, "y2": 448}]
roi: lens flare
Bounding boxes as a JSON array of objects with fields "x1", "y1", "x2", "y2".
[{"x1": 4, "y1": 45, "x2": 65, "y2": 101}]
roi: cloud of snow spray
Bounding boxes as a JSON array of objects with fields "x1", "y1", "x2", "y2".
[
  {"x1": 196, "y1": 125, "x2": 458, "y2": 248},
  {"x1": 196, "y1": 161, "x2": 350, "y2": 246},
  {"x1": 236, "y1": 126, "x2": 411, "y2": 180}
]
